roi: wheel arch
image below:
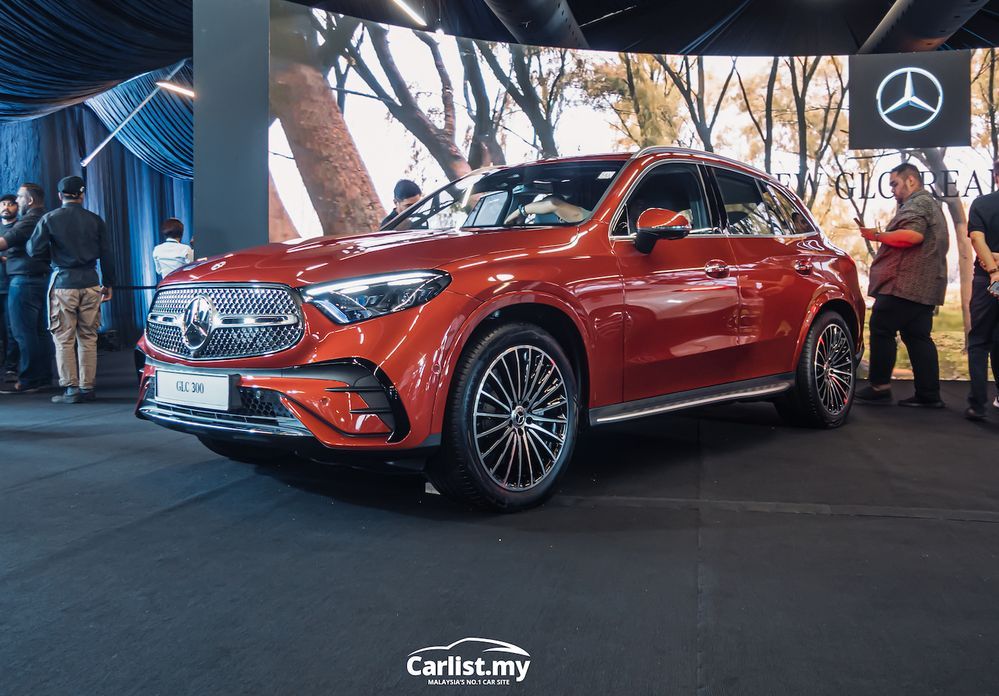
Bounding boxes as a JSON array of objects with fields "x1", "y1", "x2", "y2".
[
  {"x1": 792, "y1": 291, "x2": 863, "y2": 366},
  {"x1": 430, "y1": 294, "x2": 593, "y2": 434}
]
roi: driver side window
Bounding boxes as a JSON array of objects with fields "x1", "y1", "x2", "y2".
[{"x1": 614, "y1": 164, "x2": 711, "y2": 237}]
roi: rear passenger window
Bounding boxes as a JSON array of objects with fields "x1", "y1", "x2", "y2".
[{"x1": 715, "y1": 171, "x2": 776, "y2": 237}]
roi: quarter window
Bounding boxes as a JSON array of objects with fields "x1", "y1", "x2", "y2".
[{"x1": 767, "y1": 184, "x2": 815, "y2": 235}]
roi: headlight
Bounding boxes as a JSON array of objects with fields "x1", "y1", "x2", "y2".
[{"x1": 301, "y1": 270, "x2": 451, "y2": 325}]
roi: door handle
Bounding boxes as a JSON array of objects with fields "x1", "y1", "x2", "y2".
[
  {"x1": 793, "y1": 259, "x2": 814, "y2": 275},
  {"x1": 704, "y1": 260, "x2": 729, "y2": 278}
]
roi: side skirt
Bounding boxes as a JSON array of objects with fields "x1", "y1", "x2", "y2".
[{"x1": 588, "y1": 373, "x2": 795, "y2": 426}]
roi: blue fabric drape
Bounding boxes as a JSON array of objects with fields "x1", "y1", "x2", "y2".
[
  {"x1": 0, "y1": 106, "x2": 191, "y2": 341},
  {"x1": 86, "y1": 62, "x2": 195, "y2": 179},
  {"x1": 0, "y1": 0, "x2": 191, "y2": 121}
]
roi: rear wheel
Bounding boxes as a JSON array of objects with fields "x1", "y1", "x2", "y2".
[
  {"x1": 428, "y1": 322, "x2": 579, "y2": 511},
  {"x1": 774, "y1": 312, "x2": 856, "y2": 428}
]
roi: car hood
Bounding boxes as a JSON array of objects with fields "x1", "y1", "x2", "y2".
[{"x1": 161, "y1": 226, "x2": 573, "y2": 288}]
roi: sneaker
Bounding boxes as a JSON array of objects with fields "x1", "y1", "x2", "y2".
[
  {"x1": 898, "y1": 396, "x2": 945, "y2": 409},
  {"x1": 966, "y1": 406, "x2": 987, "y2": 421},
  {"x1": 993, "y1": 397, "x2": 999, "y2": 409},
  {"x1": 855, "y1": 385, "x2": 893, "y2": 403},
  {"x1": 51, "y1": 388, "x2": 83, "y2": 404},
  {"x1": 0, "y1": 382, "x2": 43, "y2": 395},
  {"x1": 79, "y1": 389, "x2": 96, "y2": 402}
]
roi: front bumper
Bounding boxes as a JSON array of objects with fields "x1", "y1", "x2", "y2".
[{"x1": 135, "y1": 356, "x2": 439, "y2": 470}]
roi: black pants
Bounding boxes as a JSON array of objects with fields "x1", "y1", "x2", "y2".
[
  {"x1": 868, "y1": 293, "x2": 940, "y2": 401},
  {"x1": 0, "y1": 289, "x2": 17, "y2": 370},
  {"x1": 967, "y1": 275, "x2": 999, "y2": 409},
  {"x1": 8, "y1": 275, "x2": 53, "y2": 388}
]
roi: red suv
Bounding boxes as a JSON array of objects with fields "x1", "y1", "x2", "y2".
[{"x1": 136, "y1": 148, "x2": 864, "y2": 511}]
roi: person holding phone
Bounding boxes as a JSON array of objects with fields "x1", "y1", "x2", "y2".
[{"x1": 964, "y1": 160, "x2": 999, "y2": 420}]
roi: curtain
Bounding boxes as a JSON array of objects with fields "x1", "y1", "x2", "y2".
[
  {"x1": 0, "y1": 106, "x2": 191, "y2": 342},
  {"x1": 86, "y1": 62, "x2": 194, "y2": 179},
  {"x1": 0, "y1": 0, "x2": 191, "y2": 121}
]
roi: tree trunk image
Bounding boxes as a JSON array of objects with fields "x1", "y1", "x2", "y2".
[
  {"x1": 270, "y1": 1, "x2": 383, "y2": 237},
  {"x1": 268, "y1": 172, "x2": 300, "y2": 242}
]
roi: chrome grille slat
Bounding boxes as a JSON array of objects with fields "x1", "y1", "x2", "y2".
[{"x1": 146, "y1": 284, "x2": 303, "y2": 360}]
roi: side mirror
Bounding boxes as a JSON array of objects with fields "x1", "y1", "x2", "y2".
[{"x1": 634, "y1": 208, "x2": 691, "y2": 254}]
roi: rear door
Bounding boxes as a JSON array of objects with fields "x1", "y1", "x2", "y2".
[
  {"x1": 708, "y1": 167, "x2": 824, "y2": 379},
  {"x1": 612, "y1": 161, "x2": 743, "y2": 402}
]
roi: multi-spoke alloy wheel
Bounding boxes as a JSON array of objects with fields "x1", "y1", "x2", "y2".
[
  {"x1": 429, "y1": 322, "x2": 578, "y2": 511},
  {"x1": 775, "y1": 311, "x2": 856, "y2": 429},
  {"x1": 813, "y1": 323, "x2": 854, "y2": 416},
  {"x1": 473, "y1": 345, "x2": 569, "y2": 491}
]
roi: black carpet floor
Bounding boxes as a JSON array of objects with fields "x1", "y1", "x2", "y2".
[{"x1": 2, "y1": 352, "x2": 998, "y2": 696}]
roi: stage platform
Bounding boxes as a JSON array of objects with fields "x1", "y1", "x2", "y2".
[{"x1": 2, "y1": 351, "x2": 998, "y2": 695}]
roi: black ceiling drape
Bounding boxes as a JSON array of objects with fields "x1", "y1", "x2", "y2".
[{"x1": 0, "y1": 0, "x2": 191, "y2": 121}]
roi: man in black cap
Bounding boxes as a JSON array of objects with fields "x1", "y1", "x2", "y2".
[
  {"x1": 380, "y1": 179, "x2": 422, "y2": 228},
  {"x1": 27, "y1": 175, "x2": 114, "y2": 404},
  {"x1": 0, "y1": 182, "x2": 52, "y2": 394},
  {"x1": 0, "y1": 193, "x2": 21, "y2": 379}
]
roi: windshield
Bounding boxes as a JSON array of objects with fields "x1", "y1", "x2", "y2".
[{"x1": 382, "y1": 160, "x2": 626, "y2": 231}]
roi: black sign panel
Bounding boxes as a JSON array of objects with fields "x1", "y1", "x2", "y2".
[{"x1": 849, "y1": 51, "x2": 971, "y2": 150}]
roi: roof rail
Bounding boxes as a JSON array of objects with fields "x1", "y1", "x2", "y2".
[{"x1": 633, "y1": 145, "x2": 776, "y2": 183}]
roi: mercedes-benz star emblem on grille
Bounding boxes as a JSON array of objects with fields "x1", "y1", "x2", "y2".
[
  {"x1": 876, "y1": 67, "x2": 943, "y2": 132},
  {"x1": 181, "y1": 295, "x2": 216, "y2": 355}
]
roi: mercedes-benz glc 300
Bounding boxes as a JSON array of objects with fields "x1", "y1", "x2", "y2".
[{"x1": 136, "y1": 148, "x2": 865, "y2": 510}]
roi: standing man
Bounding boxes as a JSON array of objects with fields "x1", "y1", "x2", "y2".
[
  {"x1": 0, "y1": 183, "x2": 52, "y2": 394},
  {"x1": 854, "y1": 162, "x2": 950, "y2": 408},
  {"x1": 152, "y1": 218, "x2": 194, "y2": 279},
  {"x1": 380, "y1": 179, "x2": 422, "y2": 228},
  {"x1": 27, "y1": 176, "x2": 115, "y2": 404},
  {"x1": 963, "y1": 160, "x2": 999, "y2": 420},
  {"x1": 1, "y1": 193, "x2": 20, "y2": 379}
]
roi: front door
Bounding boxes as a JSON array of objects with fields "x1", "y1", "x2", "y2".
[{"x1": 613, "y1": 162, "x2": 743, "y2": 403}]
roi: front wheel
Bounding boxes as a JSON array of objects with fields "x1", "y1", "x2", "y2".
[
  {"x1": 774, "y1": 312, "x2": 856, "y2": 428},
  {"x1": 428, "y1": 322, "x2": 579, "y2": 511}
]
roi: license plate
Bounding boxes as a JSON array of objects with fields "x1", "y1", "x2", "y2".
[{"x1": 156, "y1": 369, "x2": 234, "y2": 411}]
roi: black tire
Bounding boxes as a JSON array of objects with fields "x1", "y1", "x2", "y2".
[
  {"x1": 428, "y1": 322, "x2": 579, "y2": 511},
  {"x1": 198, "y1": 436, "x2": 286, "y2": 465},
  {"x1": 774, "y1": 311, "x2": 856, "y2": 428}
]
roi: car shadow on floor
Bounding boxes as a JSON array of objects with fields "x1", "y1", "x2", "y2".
[{"x1": 244, "y1": 400, "x2": 791, "y2": 522}]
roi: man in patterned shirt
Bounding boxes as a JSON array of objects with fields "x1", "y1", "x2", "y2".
[{"x1": 854, "y1": 162, "x2": 949, "y2": 408}]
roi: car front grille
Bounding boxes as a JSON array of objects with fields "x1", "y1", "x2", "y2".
[{"x1": 145, "y1": 284, "x2": 304, "y2": 360}]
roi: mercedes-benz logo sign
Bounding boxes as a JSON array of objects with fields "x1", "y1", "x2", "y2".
[
  {"x1": 181, "y1": 295, "x2": 216, "y2": 355},
  {"x1": 876, "y1": 67, "x2": 944, "y2": 132}
]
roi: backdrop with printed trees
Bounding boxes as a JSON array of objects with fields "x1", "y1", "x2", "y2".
[{"x1": 268, "y1": 1, "x2": 999, "y2": 378}]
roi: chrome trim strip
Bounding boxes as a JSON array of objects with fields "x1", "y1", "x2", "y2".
[
  {"x1": 590, "y1": 379, "x2": 793, "y2": 425},
  {"x1": 217, "y1": 314, "x2": 298, "y2": 327},
  {"x1": 150, "y1": 312, "x2": 298, "y2": 328},
  {"x1": 138, "y1": 404, "x2": 312, "y2": 437},
  {"x1": 148, "y1": 313, "x2": 181, "y2": 325},
  {"x1": 634, "y1": 146, "x2": 776, "y2": 181}
]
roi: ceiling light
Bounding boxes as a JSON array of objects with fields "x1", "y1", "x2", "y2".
[
  {"x1": 156, "y1": 81, "x2": 196, "y2": 98},
  {"x1": 391, "y1": 0, "x2": 426, "y2": 26}
]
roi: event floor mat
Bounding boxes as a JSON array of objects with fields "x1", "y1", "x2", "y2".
[{"x1": 2, "y1": 351, "x2": 997, "y2": 695}]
